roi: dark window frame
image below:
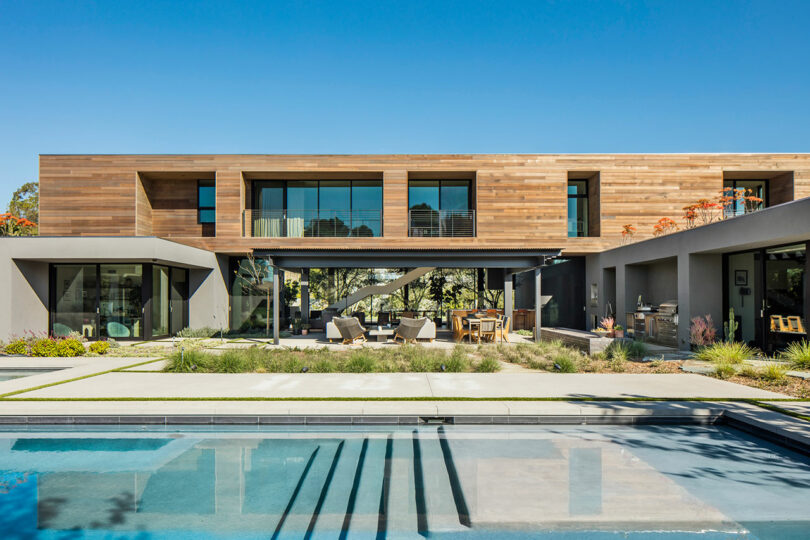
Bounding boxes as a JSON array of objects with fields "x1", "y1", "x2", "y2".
[
  {"x1": 49, "y1": 263, "x2": 189, "y2": 341},
  {"x1": 197, "y1": 179, "x2": 216, "y2": 224},
  {"x1": 407, "y1": 179, "x2": 473, "y2": 211},
  {"x1": 567, "y1": 179, "x2": 589, "y2": 238},
  {"x1": 251, "y1": 179, "x2": 384, "y2": 237},
  {"x1": 722, "y1": 178, "x2": 769, "y2": 215}
]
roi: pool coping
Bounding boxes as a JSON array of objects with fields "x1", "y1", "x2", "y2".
[{"x1": 0, "y1": 402, "x2": 807, "y2": 454}]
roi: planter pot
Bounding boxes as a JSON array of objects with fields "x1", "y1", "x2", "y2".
[{"x1": 614, "y1": 330, "x2": 624, "y2": 338}]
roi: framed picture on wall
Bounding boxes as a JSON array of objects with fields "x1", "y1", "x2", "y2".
[
  {"x1": 734, "y1": 269, "x2": 748, "y2": 286},
  {"x1": 590, "y1": 283, "x2": 598, "y2": 306}
]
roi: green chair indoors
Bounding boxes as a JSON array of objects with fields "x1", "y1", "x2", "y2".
[
  {"x1": 52, "y1": 322, "x2": 73, "y2": 337},
  {"x1": 106, "y1": 321, "x2": 131, "y2": 338}
]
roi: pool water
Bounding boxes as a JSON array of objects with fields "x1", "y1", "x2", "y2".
[
  {"x1": 0, "y1": 369, "x2": 57, "y2": 382},
  {"x1": 0, "y1": 425, "x2": 808, "y2": 539}
]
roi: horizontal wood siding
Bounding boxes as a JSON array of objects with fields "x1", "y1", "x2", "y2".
[{"x1": 39, "y1": 154, "x2": 810, "y2": 254}]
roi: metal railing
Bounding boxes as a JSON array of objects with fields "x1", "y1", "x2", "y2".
[
  {"x1": 408, "y1": 209, "x2": 475, "y2": 237},
  {"x1": 244, "y1": 209, "x2": 382, "y2": 237}
]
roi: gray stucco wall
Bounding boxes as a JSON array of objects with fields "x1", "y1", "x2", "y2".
[
  {"x1": 586, "y1": 198, "x2": 810, "y2": 349},
  {"x1": 0, "y1": 237, "x2": 227, "y2": 341}
]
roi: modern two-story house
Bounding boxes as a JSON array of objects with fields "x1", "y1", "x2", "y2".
[{"x1": 1, "y1": 154, "x2": 808, "y2": 352}]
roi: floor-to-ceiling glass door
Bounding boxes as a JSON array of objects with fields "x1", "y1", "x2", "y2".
[
  {"x1": 764, "y1": 244, "x2": 807, "y2": 351},
  {"x1": 51, "y1": 263, "x2": 188, "y2": 340},
  {"x1": 726, "y1": 242, "x2": 808, "y2": 353},
  {"x1": 170, "y1": 268, "x2": 188, "y2": 335}
]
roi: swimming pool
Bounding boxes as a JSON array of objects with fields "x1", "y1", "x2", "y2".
[
  {"x1": 0, "y1": 369, "x2": 58, "y2": 382},
  {"x1": 0, "y1": 424, "x2": 808, "y2": 539}
]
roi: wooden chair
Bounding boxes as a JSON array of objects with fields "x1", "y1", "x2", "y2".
[
  {"x1": 495, "y1": 315, "x2": 511, "y2": 343},
  {"x1": 770, "y1": 315, "x2": 786, "y2": 332},
  {"x1": 333, "y1": 317, "x2": 367, "y2": 345},
  {"x1": 786, "y1": 316, "x2": 806, "y2": 334},
  {"x1": 401, "y1": 311, "x2": 415, "y2": 320},
  {"x1": 452, "y1": 315, "x2": 470, "y2": 342},
  {"x1": 479, "y1": 319, "x2": 497, "y2": 342},
  {"x1": 377, "y1": 311, "x2": 390, "y2": 326}
]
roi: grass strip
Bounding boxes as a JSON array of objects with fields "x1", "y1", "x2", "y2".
[
  {"x1": 0, "y1": 396, "x2": 803, "y2": 402},
  {"x1": 0, "y1": 358, "x2": 168, "y2": 399},
  {"x1": 748, "y1": 400, "x2": 810, "y2": 422}
]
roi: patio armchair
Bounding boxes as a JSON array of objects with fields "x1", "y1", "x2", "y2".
[
  {"x1": 393, "y1": 317, "x2": 427, "y2": 344},
  {"x1": 479, "y1": 319, "x2": 497, "y2": 342},
  {"x1": 333, "y1": 317, "x2": 367, "y2": 345}
]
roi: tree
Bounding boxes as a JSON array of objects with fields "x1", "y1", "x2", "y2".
[
  {"x1": 0, "y1": 213, "x2": 37, "y2": 236},
  {"x1": 8, "y1": 182, "x2": 38, "y2": 224}
]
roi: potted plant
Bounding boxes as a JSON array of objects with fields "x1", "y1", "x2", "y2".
[
  {"x1": 292, "y1": 317, "x2": 302, "y2": 336},
  {"x1": 613, "y1": 324, "x2": 624, "y2": 338},
  {"x1": 599, "y1": 316, "x2": 616, "y2": 337},
  {"x1": 301, "y1": 323, "x2": 311, "y2": 336}
]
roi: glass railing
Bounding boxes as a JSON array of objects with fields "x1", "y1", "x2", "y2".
[
  {"x1": 408, "y1": 209, "x2": 475, "y2": 237},
  {"x1": 244, "y1": 209, "x2": 382, "y2": 237}
]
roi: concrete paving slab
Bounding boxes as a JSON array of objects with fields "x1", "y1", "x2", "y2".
[
  {"x1": 0, "y1": 357, "x2": 158, "y2": 396},
  {"x1": 123, "y1": 359, "x2": 167, "y2": 371},
  {"x1": 8, "y1": 371, "x2": 789, "y2": 400},
  {"x1": 763, "y1": 401, "x2": 810, "y2": 416}
]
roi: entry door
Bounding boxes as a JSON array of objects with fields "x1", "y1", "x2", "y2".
[
  {"x1": 170, "y1": 268, "x2": 189, "y2": 335},
  {"x1": 151, "y1": 265, "x2": 170, "y2": 338}
]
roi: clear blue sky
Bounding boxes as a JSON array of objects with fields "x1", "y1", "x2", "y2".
[{"x1": 2, "y1": 0, "x2": 810, "y2": 207}]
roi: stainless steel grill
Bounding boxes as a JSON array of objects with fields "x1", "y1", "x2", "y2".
[{"x1": 655, "y1": 300, "x2": 678, "y2": 347}]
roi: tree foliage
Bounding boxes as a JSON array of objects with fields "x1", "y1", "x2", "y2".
[{"x1": 7, "y1": 182, "x2": 38, "y2": 224}]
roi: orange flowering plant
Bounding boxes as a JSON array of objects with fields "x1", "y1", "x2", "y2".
[
  {"x1": 652, "y1": 217, "x2": 678, "y2": 236},
  {"x1": 620, "y1": 224, "x2": 636, "y2": 244},
  {"x1": 0, "y1": 213, "x2": 37, "y2": 236}
]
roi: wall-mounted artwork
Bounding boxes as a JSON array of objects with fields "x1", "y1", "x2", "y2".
[{"x1": 734, "y1": 269, "x2": 748, "y2": 286}]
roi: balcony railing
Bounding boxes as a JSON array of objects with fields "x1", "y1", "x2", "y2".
[
  {"x1": 244, "y1": 209, "x2": 382, "y2": 237},
  {"x1": 408, "y1": 209, "x2": 475, "y2": 237}
]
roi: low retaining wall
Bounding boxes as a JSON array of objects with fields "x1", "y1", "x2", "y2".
[{"x1": 540, "y1": 327, "x2": 614, "y2": 355}]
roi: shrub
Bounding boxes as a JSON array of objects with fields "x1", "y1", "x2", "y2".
[
  {"x1": 739, "y1": 364, "x2": 760, "y2": 379},
  {"x1": 443, "y1": 346, "x2": 471, "y2": 372},
  {"x1": 552, "y1": 353, "x2": 578, "y2": 373},
  {"x1": 4, "y1": 339, "x2": 28, "y2": 355},
  {"x1": 474, "y1": 357, "x2": 501, "y2": 373},
  {"x1": 713, "y1": 361, "x2": 736, "y2": 379},
  {"x1": 608, "y1": 356, "x2": 626, "y2": 372},
  {"x1": 165, "y1": 349, "x2": 209, "y2": 372},
  {"x1": 781, "y1": 340, "x2": 810, "y2": 370},
  {"x1": 515, "y1": 329, "x2": 533, "y2": 337},
  {"x1": 89, "y1": 341, "x2": 110, "y2": 355},
  {"x1": 55, "y1": 338, "x2": 86, "y2": 357},
  {"x1": 345, "y1": 350, "x2": 377, "y2": 373},
  {"x1": 627, "y1": 341, "x2": 648, "y2": 359},
  {"x1": 176, "y1": 326, "x2": 220, "y2": 338},
  {"x1": 690, "y1": 315, "x2": 717, "y2": 347},
  {"x1": 606, "y1": 342, "x2": 629, "y2": 362},
  {"x1": 30, "y1": 338, "x2": 58, "y2": 357},
  {"x1": 760, "y1": 362, "x2": 788, "y2": 383},
  {"x1": 694, "y1": 341, "x2": 756, "y2": 364}
]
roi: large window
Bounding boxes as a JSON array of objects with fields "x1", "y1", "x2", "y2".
[
  {"x1": 230, "y1": 257, "x2": 274, "y2": 333},
  {"x1": 567, "y1": 180, "x2": 588, "y2": 237},
  {"x1": 723, "y1": 179, "x2": 767, "y2": 217},
  {"x1": 251, "y1": 180, "x2": 382, "y2": 237},
  {"x1": 197, "y1": 180, "x2": 216, "y2": 224},
  {"x1": 50, "y1": 264, "x2": 188, "y2": 340},
  {"x1": 408, "y1": 179, "x2": 473, "y2": 237}
]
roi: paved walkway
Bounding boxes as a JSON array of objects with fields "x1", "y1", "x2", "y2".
[{"x1": 7, "y1": 371, "x2": 789, "y2": 399}]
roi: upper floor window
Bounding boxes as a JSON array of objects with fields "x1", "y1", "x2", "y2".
[
  {"x1": 723, "y1": 179, "x2": 767, "y2": 217},
  {"x1": 250, "y1": 179, "x2": 382, "y2": 237},
  {"x1": 197, "y1": 180, "x2": 216, "y2": 224},
  {"x1": 408, "y1": 179, "x2": 474, "y2": 237},
  {"x1": 567, "y1": 180, "x2": 588, "y2": 237}
]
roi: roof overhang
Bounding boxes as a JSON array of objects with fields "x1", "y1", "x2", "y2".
[{"x1": 254, "y1": 248, "x2": 562, "y2": 270}]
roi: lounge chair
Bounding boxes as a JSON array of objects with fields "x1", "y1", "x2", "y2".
[
  {"x1": 333, "y1": 317, "x2": 367, "y2": 345},
  {"x1": 394, "y1": 317, "x2": 427, "y2": 344}
]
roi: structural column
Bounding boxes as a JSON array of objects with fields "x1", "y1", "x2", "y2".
[
  {"x1": 504, "y1": 271, "x2": 513, "y2": 325},
  {"x1": 273, "y1": 266, "x2": 280, "y2": 345},
  {"x1": 301, "y1": 268, "x2": 310, "y2": 324},
  {"x1": 534, "y1": 266, "x2": 542, "y2": 343}
]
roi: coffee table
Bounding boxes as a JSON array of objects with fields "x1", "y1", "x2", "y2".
[{"x1": 369, "y1": 328, "x2": 395, "y2": 342}]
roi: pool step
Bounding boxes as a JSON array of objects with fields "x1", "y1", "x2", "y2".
[{"x1": 414, "y1": 429, "x2": 471, "y2": 535}]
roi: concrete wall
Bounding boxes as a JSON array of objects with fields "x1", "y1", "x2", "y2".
[
  {"x1": 0, "y1": 237, "x2": 223, "y2": 341},
  {"x1": 586, "y1": 198, "x2": 810, "y2": 349}
]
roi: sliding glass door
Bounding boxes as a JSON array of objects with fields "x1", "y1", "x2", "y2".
[{"x1": 50, "y1": 263, "x2": 188, "y2": 340}]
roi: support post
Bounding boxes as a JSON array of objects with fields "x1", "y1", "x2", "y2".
[
  {"x1": 273, "y1": 266, "x2": 280, "y2": 345},
  {"x1": 534, "y1": 266, "x2": 542, "y2": 343},
  {"x1": 301, "y1": 268, "x2": 310, "y2": 324},
  {"x1": 504, "y1": 271, "x2": 513, "y2": 322}
]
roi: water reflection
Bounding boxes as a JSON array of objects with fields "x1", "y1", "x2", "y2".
[{"x1": 0, "y1": 425, "x2": 808, "y2": 539}]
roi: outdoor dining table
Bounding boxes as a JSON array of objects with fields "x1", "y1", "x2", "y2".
[{"x1": 464, "y1": 317, "x2": 503, "y2": 343}]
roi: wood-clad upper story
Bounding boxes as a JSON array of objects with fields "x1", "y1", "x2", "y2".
[{"x1": 38, "y1": 154, "x2": 810, "y2": 256}]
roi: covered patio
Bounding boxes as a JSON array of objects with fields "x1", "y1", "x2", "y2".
[{"x1": 255, "y1": 248, "x2": 561, "y2": 345}]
